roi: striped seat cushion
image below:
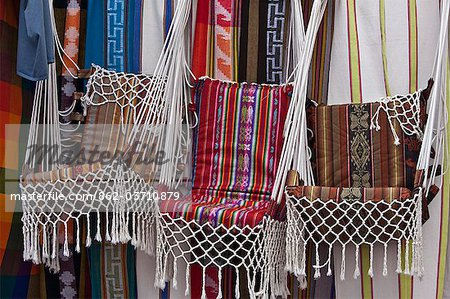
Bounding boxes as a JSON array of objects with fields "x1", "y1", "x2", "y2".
[
  {"x1": 191, "y1": 77, "x2": 291, "y2": 221},
  {"x1": 306, "y1": 90, "x2": 429, "y2": 190},
  {"x1": 285, "y1": 186, "x2": 412, "y2": 203},
  {"x1": 24, "y1": 162, "x2": 103, "y2": 184},
  {"x1": 160, "y1": 195, "x2": 270, "y2": 228}
]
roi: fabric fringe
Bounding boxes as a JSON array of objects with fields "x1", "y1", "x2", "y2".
[{"x1": 284, "y1": 192, "x2": 424, "y2": 281}]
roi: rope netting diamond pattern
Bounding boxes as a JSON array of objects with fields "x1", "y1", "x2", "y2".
[
  {"x1": 371, "y1": 90, "x2": 424, "y2": 145},
  {"x1": 21, "y1": 65, "x2": 162, "y2": 271},
  {"x1": 21, "y1": 160, "x2": 157, "y2": 271},
  {"x1": 155, "y1": 215, "x2": 288, "y2": 299},
  {"x1": 284, "y1": 190, "x2": 423, "y2": 283}
]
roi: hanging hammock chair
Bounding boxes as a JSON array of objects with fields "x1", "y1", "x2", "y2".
[
  {"x1": 20, "y1": 0, "x2": 176, "y2": 270},
  {"x1": 20, "y1": 64, "x2": 164, "y2": 270},
  {"x1": 276, "y1": 0, "x2": 449, "y2": 283},
  {"x1": 152, "y1": 0, "x2": 329, "y2": 297}
]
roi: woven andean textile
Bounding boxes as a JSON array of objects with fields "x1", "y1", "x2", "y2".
[{"x1": 156, "y1": 76, "x2": 292, "y2": 298}]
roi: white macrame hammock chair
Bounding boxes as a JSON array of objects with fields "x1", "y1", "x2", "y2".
[
  {"x1": 20, "y1": 0, "x2": 194, "y2": 270},
  {"x1": 151, "y1": 0, "x2": 328, "y2": 298},
  {"x1": 274, "y1": 0, "x2": 449, "y2": 284}
]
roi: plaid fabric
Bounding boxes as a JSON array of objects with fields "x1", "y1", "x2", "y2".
[
  {"x1": 307, "y1": 91, "x2": 429, "y2": 190},
  {"x1": 286, "y1": 186, "x2": 412, "y2": 203},
  {"x1": 0, "y1": 1, "x2": 42, "y2": 297}
]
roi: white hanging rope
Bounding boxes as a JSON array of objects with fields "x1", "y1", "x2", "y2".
[
  {"x1": 125, "y1": 0, "x2": 194, "y2": 189},
  {"x1": 272, "y1": 0, "x2": 328, "y2": 202},
  {"x1": 417, "y1": 0, "x2": 449, "y2": 195}
]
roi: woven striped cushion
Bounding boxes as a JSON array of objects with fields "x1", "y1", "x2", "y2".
[
  {"x1": 24, "y1": 162, "x2": 103, "y2": 184},
  {"x1": 306, "y1": 96, "x2": 428, "y2": 190},
  {"x1": 162, "y1": 77, "x2": 291, "y2": 227},
  {"x1": 160, "y1": 195, "x2": 271, "y2": 228},
  {"x1": 192, "y1": 77, "x2": 291, "y2": 202},
  {"x1": 285, "y1": 186, "x2": 412, "y2": 203}
]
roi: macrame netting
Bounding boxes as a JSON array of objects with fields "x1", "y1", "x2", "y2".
[
  {"x1": 155, "y1": 217, "x2": 288, "y2": 299},
  {"x1": 21, "y1": 65, "x2": 161, "y2": 271},
  {"x1": 150, "y1": 0, "x2": 329, "y2": 297},
  {"x1": 370, "y1": 90, "x2": 425, "y2": 145},
  {"x1": 285, "y1": 190, "x2": 423, "y2": 280}
]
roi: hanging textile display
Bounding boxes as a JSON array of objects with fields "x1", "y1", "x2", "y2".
[
  {"x1": 19, "y1": 0, "x2": 162, "y2": 274},
  {"x1": 192, "y1": 0, "x2": 241, "y2": 81},
  {"x1": 285, "y1": 82, "x2": 432, "y2": 280},
  {"x1": 153, "y1": 0, "x2": 329, "y2": 297},
  {"x1": 156, "y1": 76, "x2": 291, "y2": 299},
  {"x1": 276, "y1": 0, "x2": 449, "y2": 290},
  {"x1": 0, "y1": 2, "x2": 42, "y2": 297}
]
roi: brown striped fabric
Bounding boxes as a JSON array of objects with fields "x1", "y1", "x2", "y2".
[
  {"x1": 307, "y1": 99, "x2": 426, "y2": 191},
  {"x1": 24, "y1": 162, "x2": 103, "y2": 184},
  {"x1": 286, "y1": 186, "x2": 412, "y2": 203}
]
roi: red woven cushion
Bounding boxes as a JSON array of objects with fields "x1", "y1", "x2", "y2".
[
  {"x1": 191, "y1": 77, "x2": 291, "y2": 202},
  {"x1": 159, "y1": 195, "x2": 271, "y2": 228}
]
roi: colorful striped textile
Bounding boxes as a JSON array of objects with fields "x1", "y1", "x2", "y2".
[
  {"x1": 161, "y1": 77, "x2": 291, "y2": 228},
  {"x1": 286, "y1": 186, "x2": 412, "y2": 203},
  {"x1": 0, "y1": 1, "x2": 41, "y2": 298},
  {"x1": 237, "y1": 0, "x2": 290, "y2": 84},
  {"x1": 23, "y1": 163, "x2": 102, "y2": 184},
  {"x1": 307, "y1": 97, "x2": 429, "y2": 191},
  {"x1": 84, "y1": 1, "x2": 138, "y2": 297},
  {"x1": 303, "y1": 0, "x2": 335, "y2": 104},
  {"x1": 192, "y1": 0, "x2": 241, "y2": 81},
  {"x1": 160, "y1": 197, "x2": 271, "y2": 228},
  {"x1": 326, "y1": 1, "x2": 448, "y2": 298},
  {"x1": 192, "y1": 77, "x2": 291, "y2": 200},
  {"x1": 60, "y1": 0, "x2": 82, "y2": 121}
]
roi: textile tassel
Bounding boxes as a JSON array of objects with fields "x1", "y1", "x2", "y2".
[
  {"x1": 52, "y1": 223, "x2": 57, "y2": 259},
  {"x1": 340, "y1": 245, "x2": 346, "y2": 280},
  {"x1": 201, "y1": 267, "x2": 207, "y2": 299},
  {"x1": 32, "y1": 223, "x2": 39, "y2": 263},
  {"x1": 404, "y1": 241, "x2": 410, "y2": 275},
  {"x1": 217, "y1": 267, "x2": 223, "y2": 299},
  {"x1": 327, "y1": 246, "x2": 332, "y2": 276},
  {"x1": 354, "y1": 245, "x2": 360, "y2": 279},
  {"x1": 125, "y1": 211, "x2": 131, "y2": 241},
  {"x1": 414, "y1": 191, "x2": 424, "y2": 276},
  {"x1": 22, "y1": 223, "x2": 28, "y2": 260},
  {"x1": 131, "y1": 212, "x2": 137, "y2": 246},
  {"x1": 185, "y1": 264, "x2": 190, "y2": 296},
  {"x1": 299, "y1": 276, "x2": 307, "y2": 290},
  {"x1": 383, "y1": 244, "x2": 388, "y2": 276},
  {"x1": 314, "y1": 244, "x2": 321, "y2": 278},
  {"x1": 75, "y1": 218, "x2": 80, "y2": 253},
  {"x1": 95, "y1": 211, "x2": 102, "y2": 242},
  {"x1": 141, "y1": 219, "x2": 147, "y2": 251},
  {"x1": 111, "y1": 207, "x2": 117, "y2": 243},
  {"x1": 172, "y1": 258, "x2": 178, "y2": 289},
  {"x1": 235, "y1": 267, "x2": 240, "y2": 299},
  {"x1": 105, "y1": 211, "x2": 111, "y2": 241},
  {"x1": 42, "y1": 224, "x2": 48, "y2": 258},
  {"x1": 135, "y1": 216, "x2": 141, "y2": 248},
  {"x1": 148, "y1": 220, "x2": 155, "y2": 254},
  {"x1": 86, "y1": 213, "x2": 92, "y2": 247},
  {"x1": 396, "y1": 241, "x2": 403, "y2": 273},
  {"x1": 368, "y1": 245, "x2": 374, "y2": 277},
  {"x1": 63, "y1": 223, "x2": 70, "y2": 257}
]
